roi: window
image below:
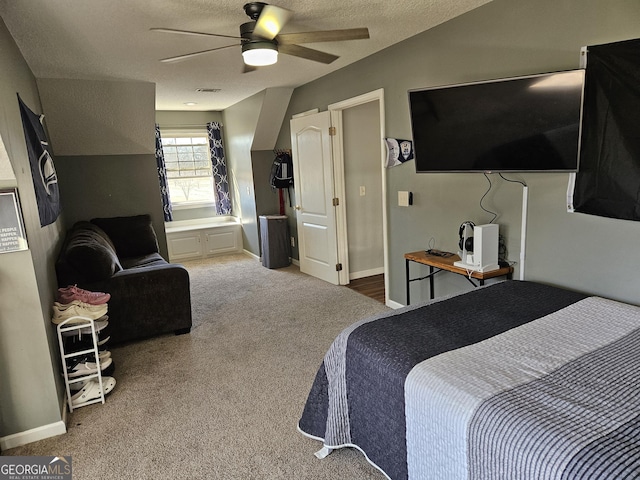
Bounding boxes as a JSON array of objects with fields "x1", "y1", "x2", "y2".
[{"x1": 161, "y1": 133, "x2": 215, "y2": 206}]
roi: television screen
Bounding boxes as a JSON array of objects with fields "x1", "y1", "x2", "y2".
[{"x1": 408, "y1": 70, "x2": 586, "y2": 173}]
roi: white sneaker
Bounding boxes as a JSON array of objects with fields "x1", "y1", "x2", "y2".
[
  {"x1": 70, "y1": 375, "x2": 116, "y2": 393},
  {"x1": 54, "y1": 300, "x2": 107, "y2": 311},
  {"x1": 52, "y1": 303, "x2": 108, "y2": 323},
  {"x1": 66, "y1": 357, "x2": 113, "y2": 378},
  {"x1": 70, "y1": 377, "x2": 116, "y2": 406},
  {"x1": 60, "y1": 318, "x2": 109, "y2": 336}
]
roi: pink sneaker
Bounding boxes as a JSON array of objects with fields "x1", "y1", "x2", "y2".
[{"x1": 57, "y1": 285, "x2": 110, "y2": 305}]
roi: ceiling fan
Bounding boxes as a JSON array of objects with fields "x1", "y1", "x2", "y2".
[{"x1": 151, "y1": 2, "x2": 369, "y2": 70}]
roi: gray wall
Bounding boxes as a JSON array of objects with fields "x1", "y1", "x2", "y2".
[
  {"x1": 252, "y1": 150, "x2": 281, "y2": 219},
  {"x1": 37, "y1": 78, "x2": 169, "y2": 258},
  {"x1": 343, "y1": 101, "x2": 384, "y2": 277},
  {"x1": 54, "y1": 153, "x2": 168, "y2": 258},
  {"x1": 223, "y1": 91, "x2": 264, "y2": 255},
  {"x1": 156, "y1": 110, "x2": 223, "y2": 127},
  {"x1": 0, "y1": 18, "x2": 65, "y2": 438},
  {"x1": 37, "y1": 78, "x2": 156, "y2": 156},
  {"x1": 276, "y1": 0, "x2": 640, "y2": 306},
  {"x1": 222, "y1": 89, "x2": 293, "y2": 256}
]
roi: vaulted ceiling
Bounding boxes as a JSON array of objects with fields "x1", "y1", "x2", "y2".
[{"x1": 0, "y1": 0, "x2": 492, "y2": 110}]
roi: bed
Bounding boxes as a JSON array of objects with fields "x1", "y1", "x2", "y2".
[{"x1": 298, "y1": 280, "x2": 640, "y2": 479}]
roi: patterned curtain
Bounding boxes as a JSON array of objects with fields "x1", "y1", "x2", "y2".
[
  {"x1": 207, "y1": 122, "x2": 232, "y2": 215},
  {"x1": 155, "y1": 124, "x2": 173, "y2": 222}
]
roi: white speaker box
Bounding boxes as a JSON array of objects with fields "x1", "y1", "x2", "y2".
[{"x1": 454, "y1": 223, "x2": 500, "y2": 272}]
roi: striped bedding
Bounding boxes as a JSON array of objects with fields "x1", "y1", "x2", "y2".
[{"x1": 298, "y1": 281, "x2": 640, "y2": 479}]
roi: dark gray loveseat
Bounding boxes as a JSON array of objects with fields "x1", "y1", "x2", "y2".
[{"x1": 55, "y1": 214, "x2": 192, "y2": 344}]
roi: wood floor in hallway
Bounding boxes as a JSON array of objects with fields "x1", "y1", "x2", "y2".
[{"x1": 346, "y1": 274, "x2": 385, "y2": 304}]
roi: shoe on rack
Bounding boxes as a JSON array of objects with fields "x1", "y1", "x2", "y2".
[
  {"x1": 64, "y1": 336, "x2": 112, "y2": 358},
  {"x1": 100, "y1": 376, "x2": 117, "y2": 396},
  {"x1": 51, "y1": 315, "x2": 90, "y2": 326},
  {"x1": 70, "y1": 380, "x2": 101, "y2": 405},
  {"x1": 52, "y1": 303, "x2": 108, "y2": 324},
  {"x1": 63, "y1": 343, "x2": 111, "y2": 362},
  {"x1": 53, "y1": 300, "x2": 108, "y2": 313},
  {"x1": 66, "y1": 357, "x2": 113, "y2": 378},
  {"x1": 58, "y1": 285, "x2": 110, "y2": 305},
  {"x1": 70, "y1": 375, "x2": 117, "y2": 393},
  {"x1": 91, "y1": 350, "x2": 111, "y2": 362},
  {"x1": 81, "y1": 350, "x2": 111, "y2": 362},
  {"x1": 60, "y1": 318, "x2": 109, "y2": 337},
  {"x1": 70, "y1": 377, "x2": 116, "y2": 406}
]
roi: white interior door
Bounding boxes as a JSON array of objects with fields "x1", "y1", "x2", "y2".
[{"x1": 290, "y1": 111, "x2": 340, "y2": 285}]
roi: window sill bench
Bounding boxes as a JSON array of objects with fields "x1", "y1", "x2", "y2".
[{"x1": 164, "y1": 217, "x2": 242, "y2": 261}]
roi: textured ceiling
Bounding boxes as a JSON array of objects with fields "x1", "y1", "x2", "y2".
[{"x1": 0, "y1": 0, "x2": 492, "y2": 110}]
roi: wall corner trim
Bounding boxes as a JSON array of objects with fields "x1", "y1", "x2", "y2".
[
  {"x1": 387, "y1": 299, "x2": 405, "y2": 310},
  {"x1": 1, "y1": 420, "x2": 67, "y2": 450}
]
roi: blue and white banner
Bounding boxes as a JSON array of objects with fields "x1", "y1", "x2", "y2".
[{"x1": 18, "y1": 95, "x2": 60, "y2": 227}]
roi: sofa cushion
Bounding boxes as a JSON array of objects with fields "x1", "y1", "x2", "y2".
[
  {"x1": 91, "y1": 215, "x2": 159, "y2": 259},
  {"x1": 120, "y1": 252, "x2": 167, "y2": 270},
  {"x1": 65, "y1": 222, "x2": 122, "y2": 282}
]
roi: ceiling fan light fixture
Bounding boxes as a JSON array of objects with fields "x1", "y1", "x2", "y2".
[{"x1": 242, "y1": 42, "x2": 278, "y2": 66}]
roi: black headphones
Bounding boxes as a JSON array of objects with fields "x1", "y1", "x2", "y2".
[{"x1": 458, "y1": 221, "x2": 475, "y2": 252}]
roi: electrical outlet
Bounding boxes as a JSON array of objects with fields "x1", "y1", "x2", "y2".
[
  {"x1": 290, "y1": 236, "x2": 295, "y2": 247},
  {"x1": 359, "y1": 185, "x2": 366, "y2": 196}
]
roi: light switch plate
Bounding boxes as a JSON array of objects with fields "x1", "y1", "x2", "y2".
[{"x1": 398, "y1": 191, "x2": 410, "y2": 207}]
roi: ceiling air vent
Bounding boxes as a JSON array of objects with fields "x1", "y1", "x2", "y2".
[{"x1": 195, "y1": 88, "x2": 222, "y2": 93}]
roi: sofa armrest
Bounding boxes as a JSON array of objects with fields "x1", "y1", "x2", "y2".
[{"x1": 87, "y1": 263, "x2": 192, "y2": 344}]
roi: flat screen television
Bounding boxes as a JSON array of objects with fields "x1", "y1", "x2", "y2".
[{"x1": 408, "y1": 70, "x2": 586, "y2": 173}]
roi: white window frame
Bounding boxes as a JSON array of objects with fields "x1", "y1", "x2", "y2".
[{"x1": 160, "y1": 129, "x2": 217, "y2": 209}]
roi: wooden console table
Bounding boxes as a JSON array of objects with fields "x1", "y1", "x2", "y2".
[{"x1": 404, "y1": 250, "x2": 514, "y2": 305}]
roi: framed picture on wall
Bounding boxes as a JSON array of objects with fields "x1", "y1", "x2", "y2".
[{"x1": 0, "y1": 188, "x2": 28, "y2": 253}]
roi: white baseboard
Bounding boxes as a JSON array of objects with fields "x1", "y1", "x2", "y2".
[
  {"x1": 350, "y1": 267, "x2": 384, "y2": 280},
  {"x1": 1, "y1": 420, "x2": 67, "y2": 450},
  {"x1": 243, "y1": 249, "x2": 260, "y2": 261},
  {"x1": 386, "y1": 299, "x2": 404, "y2": 309},
  {"x1": 254, "y1": 253, "x2": 299, "y2": 267}
]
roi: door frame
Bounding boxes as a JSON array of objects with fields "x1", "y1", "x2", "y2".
[{"x1": 328, "y1": 89, "x2": 389, "y2": 305}]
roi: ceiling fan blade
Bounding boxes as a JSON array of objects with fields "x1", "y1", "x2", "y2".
[
  {"x1": 253, "y1": 5, "x2": 293, "y2": 40},
  {"x1": 160, "y1": 44, "x2": 240, "y2": 63},
  {"x1": 277, "y1": 28, "x2": 369, "y2": 45},
  {"x1": 279, "y1": 44, "x2": 339, "y2": 64},
  {"x1": 150, "y1": 27, "x2": 241, "y2": 41}
]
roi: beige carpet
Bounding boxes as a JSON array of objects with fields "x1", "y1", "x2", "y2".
[{"x1": 5, "y1": 254, "x2": 390, "y2": 479}]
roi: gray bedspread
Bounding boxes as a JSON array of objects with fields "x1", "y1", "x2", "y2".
[{"x1": 298, "y1": 280, "x2": 640, "y2": 479}]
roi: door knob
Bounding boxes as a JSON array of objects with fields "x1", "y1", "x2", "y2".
[{"x1": 295, "y1": 205, "x2": 301, "y2": 210}]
